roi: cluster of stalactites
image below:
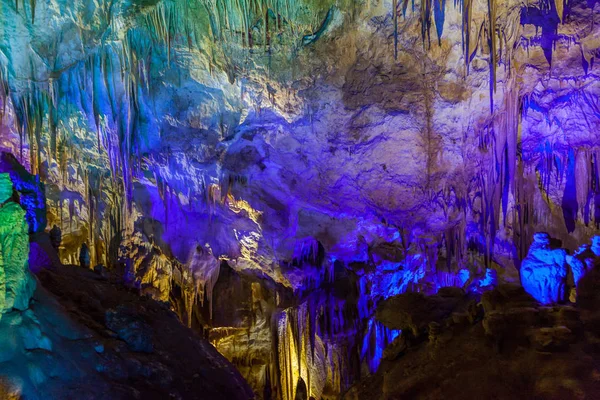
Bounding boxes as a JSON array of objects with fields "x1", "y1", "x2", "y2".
[
  {"x1": 0, "y1": 4, "x2": 181, "y2": 269},
  {"x1": 275, "y1": 271, "x2": 389, "y2": 400},
  {"x1": 360, "y1": 318, "x2": 401, "y2": 373},
  {"x1": 11, "y1": 0, "x2": 37, "y2": 23},
  {"x1": 138, "y1": 0, "x2": 342, "y2": 65},
  {"x1": 537, "y1": 146, "x2": 600, "y2": 232},
  {"x1": 277, "y1": 302, "x2": 345, "y2": 400},
  {"x1": 400, "y1": 0, "x2": 568, "y2": 115},
  {"x1": 184, "y1": 244, "x2": 221, "y2": 327}
]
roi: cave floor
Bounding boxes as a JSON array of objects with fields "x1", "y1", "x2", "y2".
[
  {"x1": 10, "y1": 264, "x2": 254, "y2": 400},
  {"x1": 344, "y1": 290, "x2": 600, "y2": 400}
]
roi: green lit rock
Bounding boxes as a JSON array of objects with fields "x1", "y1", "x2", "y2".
[{"x1": 0, "y1": 173, "x2": 35, "y2": 319}]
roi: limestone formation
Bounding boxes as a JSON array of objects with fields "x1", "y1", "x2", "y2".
[
  {"x1": 187, "y1": 244, "x2": 220, "y2": 322},
  {"x1": 0, "y1": 153, "x2": 46, "y2": 234},
  {"x1": 105, "y1": 306, "x2": 154, "y2": 353},
  {"x1": 520, "y1": 233, "x2": 568, "y2": 304},
  {"x1": 382, "y1": 333, "x2": 409, "y2": 361},
  {"x1": 591, "y1": 236, "x2": 600, "y2": 257},
  {"x1": 0, "y1": 0, "x2": 600, "y2": 397},
  {"x1": 0, "y1": 173, "x2": 34, "y2": 319},
  {"x1": 376, "y1": 289, "x2": 468, "y2": 337},
  {"x1": 347, "y1": 284, "x2": 598, "y2": 400}
]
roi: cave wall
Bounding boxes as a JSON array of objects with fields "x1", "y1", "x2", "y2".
[{"x1": 1, "y1": 0, "x2": 600, "y2": 397}]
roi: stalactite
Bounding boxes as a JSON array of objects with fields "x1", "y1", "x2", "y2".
[
  {"x1": 420, "y1": 0, "x2": 433, "y2": 47},
  {"x1": 444, "y1": 218, "x2": 467, "y2": 270},
  {"x1": 592, "y1": 152, "x2": 600, "y2": 228},
  {"x1": 487, "y1": 0, "x2": 497, "y2": 110},
  {"x1": 462, "y1": 0, "x2": 474, "y2": 71},
  {"x1": 433, "y1": 0, "x2": 446, "y2": 45},
  {"x1": 29, "y1": 0, "x2": 35, "y2": 23},
  {"x1": 360, "y1": 318, "x2": 401, "y2": 373},
  {"x1": 393, "y1": 0, "x2": 399, "y2": 59},
  {"x1": 187, "y1": 245, "x2": 220, "y2": 323},
  {"x1": 277, "y1": 303, "x2": 329, "y2": 400},
  {"x1": 575, "y1": 149, "x2": 590, "y2": 224},
  {"x1": 555, "y1": 0, "x2": 564, "y2": 22},
  {"x1": 0, "y1": 65, "x2": 8, "y2": 123}
]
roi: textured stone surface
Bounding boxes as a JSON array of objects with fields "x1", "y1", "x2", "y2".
[
  {"x1": 0, "y1": 153, "x2": 46, "y2": 234},
  {"x1": 0, "y1": 173, "x2": 35, "y2": 318},
  {"x1": 346, "y1": 284, "x2": 600, "y2": 400},
  {"x1": 0, "y1": 0, "x2": 598, "y2": 289},
  {"x1": 105, "y1": 306, "x2": 154, "y2": 353},
  {"x1": 1, "y1": 0, "x2": 600, "y2": 397},
  {"x1": 376, "y1": 289, "x2": 468, "y2": 336},
  {"x1": 1, "y1": 264, "x2": 255, "y2": 400},
  {"x1": 520, "y1": 233, "x2": 568, "y2": 304}
]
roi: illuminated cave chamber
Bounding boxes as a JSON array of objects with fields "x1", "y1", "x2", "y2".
[{"x1": 1, "y1": 0, "x2": 600, "y2": 398}]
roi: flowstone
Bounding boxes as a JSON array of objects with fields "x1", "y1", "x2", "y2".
[
  {"x1": 0, "y1": 173, "x2": 35, "y2": 319},
  {"x1": 520, "y1": 233, "x2": 567, "y2": 305}
]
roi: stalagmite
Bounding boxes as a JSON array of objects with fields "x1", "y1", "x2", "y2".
[{"x1": 521, "y1": 233, "x2": 568, "y2": 304}]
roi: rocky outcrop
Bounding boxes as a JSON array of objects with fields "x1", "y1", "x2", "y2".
[
  {"x1": 0, "y1": 173, "x2": 35, "y2": 319},
  {"x1": 0, "y1": 264, "x2": 254, "y2": 400},
  {"x1": 208, "y1": 260, "x2": 377, "y2": 400},
  {"x1": 0, "y1": 153, "x2": 46, "y2": 234},
  {"x1": 1, "y1": 0, "x2": 600, "y2": 396},
  {"x1": 118, "y1": 232, "x2": 175, "y2": 303},
  {"x1": 0, "y1": 188, "x2": 253, "y2": 398},
  {"x1": 376, "y1": 287, "x2": 471, "y2": 337},
  {"x1": 105, "y1": 305, "x2": 154, "y2": 353},
  {"x1": 520, "y1": 233, "x2": 568, "y2": 304},
  {"x1": 345, "y1": 282, "x2": 600, "y2": 400}
]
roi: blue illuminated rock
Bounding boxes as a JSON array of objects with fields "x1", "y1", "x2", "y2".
[
  {"x1": 0, "y1": 0, "x2": 600, "y2": 397},
  {"x1": 591, "y1": 236, "x2": 600, "y2": 257},
  {"x1": 0, "y1": 153, "x2": 46, "y2": 234},
  {"x1": 520, "y1": 233, "x2": 568, "y2": 304}
]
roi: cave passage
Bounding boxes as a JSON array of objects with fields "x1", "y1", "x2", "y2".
[{"x1": 1, "y1": 0, "x2": 600, "y2": 398}]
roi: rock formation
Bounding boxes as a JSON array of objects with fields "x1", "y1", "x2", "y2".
[
  {"x1": 345, "y1": 282, "x2": 600, "y2": 399},
  {"x1": 520, "y1": 232, "x2": 568, "y2": 304},
  {"x1": 0, "y1": 173, "x2": 35, "y2": 319},
  {"x1": 0, "y1": 261, "x2": 254, "y2": 400},
  {"x1": 0, "y1": 0, "x2": 600, "y2": 397}
]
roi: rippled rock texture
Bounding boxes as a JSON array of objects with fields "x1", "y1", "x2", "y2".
[{"x1": 1, "y1": 0, "x2": 600, "y2": 397}]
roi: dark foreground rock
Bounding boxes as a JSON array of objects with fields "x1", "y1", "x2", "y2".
[
  {"x1": 345, "y1": 282, "x2": 600, "y2": 400},
  {"x1": 375, "y1": 287, "x2": 473, "y2": 337},
  {"x1": 0, "y1": 265, "x2": 254, "y2": 400}
]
